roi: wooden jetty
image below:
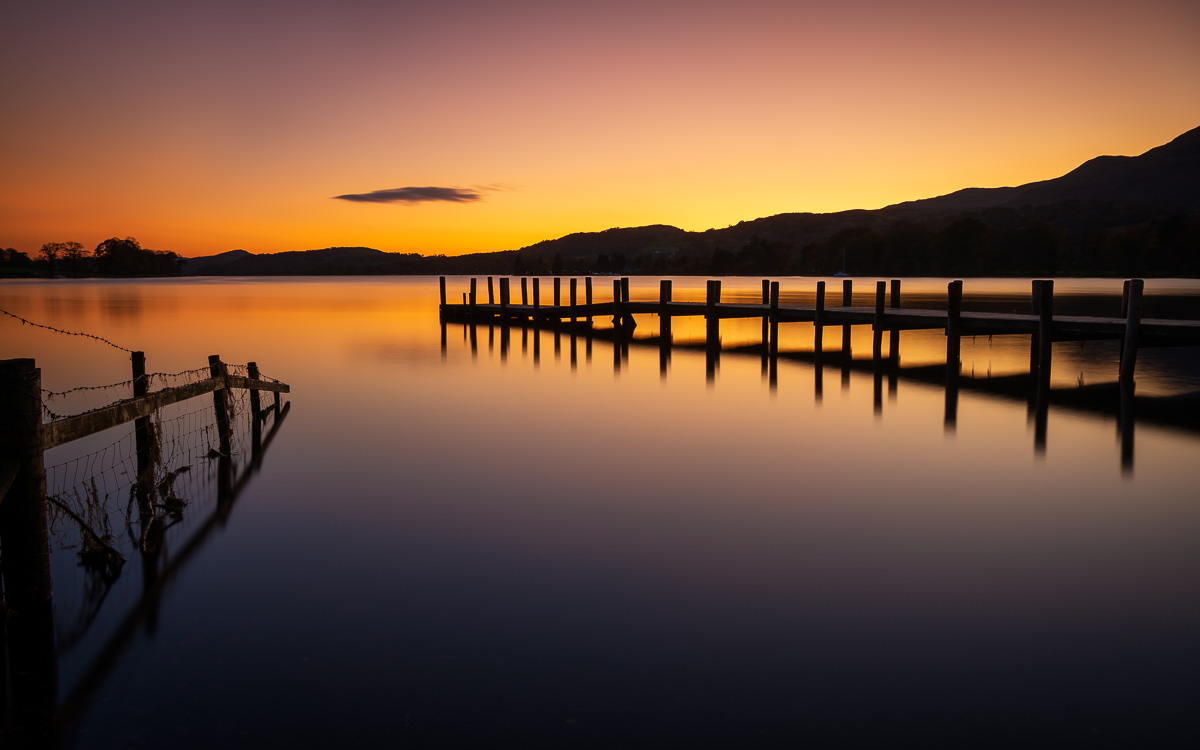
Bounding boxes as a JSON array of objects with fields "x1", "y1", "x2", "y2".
[{"x1": 439, "y1": 276, "x2": 1200, "y2": 386}]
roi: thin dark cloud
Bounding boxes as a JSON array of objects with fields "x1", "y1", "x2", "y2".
[{"x1": 333, "y1": 186, "x2": 486, "y2": 204}]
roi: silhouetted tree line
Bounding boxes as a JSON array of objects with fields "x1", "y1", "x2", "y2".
[{"x1": 0, "y1": 237, "x2": 182, "y2": 277}]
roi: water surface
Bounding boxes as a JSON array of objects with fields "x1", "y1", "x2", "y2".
[{"x1": 3, "y1": 276, "x2": 1199, "y2": 748}]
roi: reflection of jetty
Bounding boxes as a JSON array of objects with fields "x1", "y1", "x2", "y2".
[
  {"x1": 439, "y1": 276, "x2": 1200, "y2": 472},
  {"x1": 0, "y1": 355, "x2": 290, "y2": 746}
]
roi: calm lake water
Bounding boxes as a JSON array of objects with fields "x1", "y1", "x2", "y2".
[{"x1": 3, "y1": 276, "x2": 1200, "y2": 748}]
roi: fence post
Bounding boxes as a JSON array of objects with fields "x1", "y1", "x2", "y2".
[
  {"x1": 0, "y1": 358, "x2": 57, "y2": 742},
  {"x1": 521, "y1": 277, "x2": 529, "y2": 307},
  {"x1": 487, "y1": 276, "x2": 495, "y2": 304},
  {"x1": 247, "y1": 361, "x2": 263, "y2": 457},
  {"x1": 208, "y1": 355, "x2": 231, "y2": 455},
  {"x1": 554, "y1": 277, "x2": 561, "y2": 307},
  {"x1": 132, "y1": 351, "x2": 153, "y2": 519},
  {"x1": 469, "y1": 278, "x2": 477, "y2": 309},
  {"x1": 946, "y1": 280, "x2": 963, "y2": 374},
  {"x1": 439, "y1": 276, "x2": 447, "y2": 309},
  {"x1": 570, "y1": 278, "x2": 577, "y2": 325}
]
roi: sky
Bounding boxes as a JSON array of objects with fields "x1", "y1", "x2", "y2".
[{"x1": 2, "y1": 0, "x2": 1198, "y2": 259}]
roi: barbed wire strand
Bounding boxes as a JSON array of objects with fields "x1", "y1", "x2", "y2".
[{"x1": 0, "y1": 306, "x2": 134, "y2": 353}]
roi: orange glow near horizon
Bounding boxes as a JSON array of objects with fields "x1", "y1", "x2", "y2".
[{"x1": 2, "y1": 0, "x2": 1198, "y2": 259}]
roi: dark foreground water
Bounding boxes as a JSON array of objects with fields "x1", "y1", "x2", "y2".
[{"x1": 3, "y1": 276, "x2": 1200, "y2": 748}]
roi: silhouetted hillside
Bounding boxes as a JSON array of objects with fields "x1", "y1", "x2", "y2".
[
  {"x1": 888, "y1": 125, "x2": 1200, "y2": 213},
  {"x1": 180, "y1": 126, "x2": 1198, "y2": 277}
]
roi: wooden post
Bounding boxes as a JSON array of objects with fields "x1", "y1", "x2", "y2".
[
  {"x1": 521, "y1": 277, "x2": 529, "y2": 306},
  {"x1": 487, "y1": 276, "x2": 494, "y2": 304},
  {"x1": 1120, "y1": 278, "x2": 1144, "y2": 383},
  {"x1": 761, "y1": 279, "x2": 770, "y2": 350},
  {"x1": 131, "y1": 351, "x2": 153, "y2": 519},
  {"x1": 841, "y1": 278, "x2": 853, "y2": 356},
  {"x1": 946, "y1": 280, "x2": 963, "y2": 378},
  {"x1": 889, "y1": 279, "x2": 901, "y2": 365},
  {"x1": 769, "y1": 281, "x2": 780, "y2": 357},
  {"x1": 706, "y1": 279, "x2": 721, "y2": 382},
  {"x1": 1037, "y1": 279, "x2": 1054, "y2": 384},
  {"x1": 0, "y1": 358, "x2": 57, "y2": 743},
  {"x1": 659, "y1": 279, "x2": 673, "y2": 373},
  {"x1": 532, "y1": 277, "x2": 541, "y2": 319},
  {"x1": 570, "y1": 278, "x2": 578, "y2": 324},
  {"x1": 499, "y1": 278, "x2": 510, "y2": 323},
  {"x1": 469, "y1": 278, "x2": 477, "y2": 309},
  {"x1": 612, "y1": 279, "x2": 623, "y2": 329},
  {"x1": 439, "y1": 276, "x2": 447, "y2": 308},
  {"x1": 814, "y1": 280, "x2": 826, "y2": 356},
  {"x1": 247, "y1": 361, "x2": 263, "y2": 458},
  {"x1": 873, "y1": 280, "x2": 886, "y2": 361},
  {"x1": 1121, "y1": 279, "x2": 1131, "y2": 318},
  {"x1": 621, "y1": 277, "x2": 630, "y2": 303},
  {"x1": 553, "y1": 277, "x2": 561, "y2": 307},
  {"x1": 585, "y1": 276, "x2": 594, "y2": 324},
  {"x1": 208, "y1": 355, "x2": 232, "y2": 458}
]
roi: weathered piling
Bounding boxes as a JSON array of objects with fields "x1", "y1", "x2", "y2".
[
  {"x1": 842, "y1": 279, "x2": 853, "y2": 355},
  {"x1": 469, "y1": 278, "x2": 477, "y2": 309},
  {"x1": 1120, "y1": 279, "x2": 1144, "y2": 383},
  {"x1": 521, "y1": 277, "x2": 529, "y2": 306},
  {"x1": 585, "y1": 277, "x2": 593, "y2": 324},
  {"x1": 553, "y1": 277, "x2": 561, "y2": 307},
  {"x1": 439, "y1": 276, "x2": 447, "y2": 307},
  {"x1": 487, "y1": 276, "x2": 494, "y2": 304},
  {"x1": 873, "y1": 281, "x2": 887, "y2": 360},
  {"x1": 532, "y1": 277, "x2": 541, "y2": 320},
  {"x1": 889, "y1": 279, "x2": 901, "y2": 365},
  {"x1": 946, "y1": 280, "x2": 963, "y2": 375},
  {"x1": 570, "y1": 278, "x2": 578, "y2": 324},
  {"x1": 247, "y1": 361, "x2": 263, "y2": 457}
]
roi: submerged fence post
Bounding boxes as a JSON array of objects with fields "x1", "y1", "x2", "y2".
[
  {"x1": 0, "y1": 358, "x2": 57, "y2": 743},
  {"x1": 132, "y1": 351, "x2": 153, "y2": 519},
  {"x1": 248, "y1": 361, "x2": 263, "y2": 457},
  {"x1": 208, "y1": 355, "x2": 232, "y2": 458}
]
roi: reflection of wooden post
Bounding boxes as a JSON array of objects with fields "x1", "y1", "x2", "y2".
[
  {"x1": 1120, "y1": 279, "x2": 1144, "y2": 384},
  {"x1": 1120, "y1": 379, "x2": 1135, "y2": 474},
  {"x1": 0, "y1": 358, "x2": 58, "y2": 743},
  {"x1": 132, "y1": 351, "x2": 153, "y2": 520}
]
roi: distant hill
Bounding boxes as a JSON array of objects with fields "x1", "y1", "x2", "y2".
[
  {"x1": 886, "y1": 125, "x2": 1200, "y2": 212},
  {"x1": 182, "y1": 126, "x2": 1199, "y2": 277}
]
